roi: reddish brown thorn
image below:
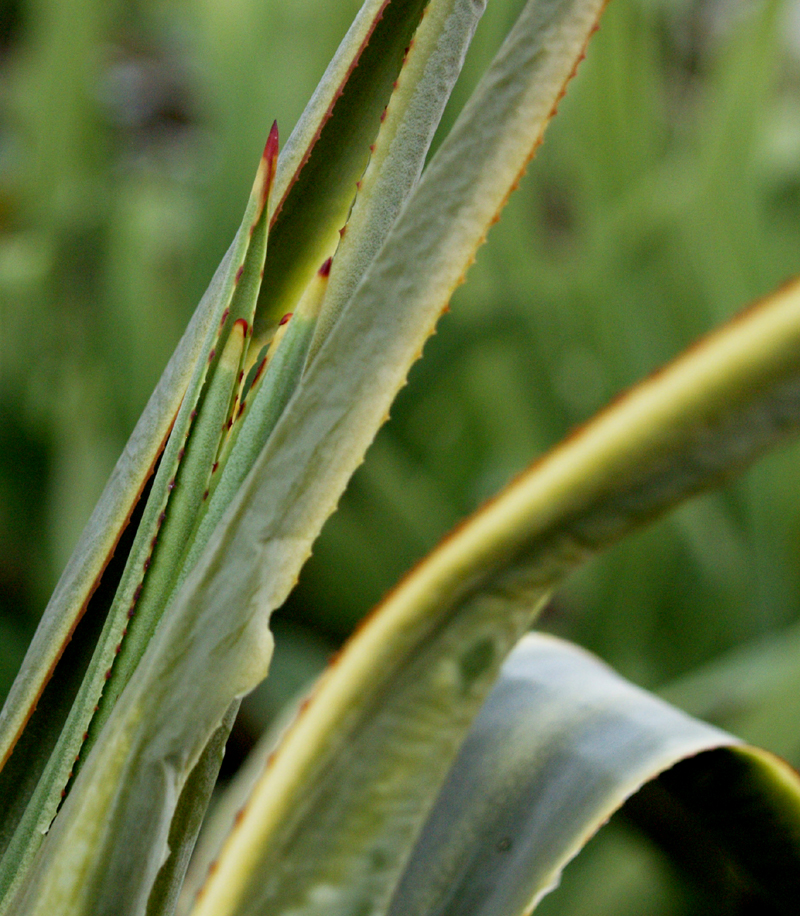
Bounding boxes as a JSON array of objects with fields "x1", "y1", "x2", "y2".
[
  {"x1": 143, "y1": 558, "x2": 150, "y2": 571},
  {"x1": 369, "y1": 143, "x2": 375, "y2": 153},
  {"x1": 158, "y1": 511, "x2": 166, "y2": 525},
  {"x1": 82, "y1": 732, "x2": 88, "y2": 741},
  {"x1": 208, "y1": 348, "x2": 216, "y2": 362},
  {"x1": 339, "y1": 225, "x2": 347, "y2": 238},
  {"x1": 212, "y1": 461, "x2": 219, "y2": 474},
  {"x1": 127, "y1": 606, "x2": 135, "y2": 619},
  {"x1": 380, "y1": 108, "x2": 387, "y2": 123},
  {"x1": 66, "y1": 771, "x2": 73, "y2": 780},
  {"x1": 61, "y1": 791, "x2": 66, "y2": 798},
  {"x1": 234, "y1": 265, "x2": 244, "y2": 284},
  {"x1": 104, "y1": 669, "x2": 112, "y2": 681},
  {"x1": 114, "y1": 643, "x2": 121, "y2": 655},
  {"x1": 319, "y1": 257, "x2": 332, "y2": 278},
  {"x1": 190, "y1": 409, "x2": 197, "y2": 420},
  {"x1": 393, "y1": 80, "x2": 398, "y2": 90},
  {"x1": 356, "y1": 180, "x2": 362, "y2": 190},
  {"x1": 226, "y1": 417, "x2": 233, "y2": 430},
  {"x1": 168, "y1": 480, "x2": 176, "y2": 491},
  {"x1": 202, "y1": 489, "x2": 209, "y2": 501},
  {"x1": 93, "y1": 705, "x2": 99, "y2": 713},
  {"x1": 260, "y1": 121, "x2": 280, "y2": 208},
  {"x1": 237, "y1": 401, "x2": 246, "y2": 419},
  {"x1": 178, "y1": 448, "x2": 185, "y2": 461},
  {"x1": 252, "y1": 358, "x2": 267, "y2": 386},
  {"x1": 74, "y1": 754, "x2": 80, "y2": 763},
  {"x1": 234, "y1": 808, "x2": 246, "y2": 826},
  {"x1": 150, "y1": 537, "x2": 158, "y2": 551},
  {"x1": 121, "y1": 628, "x2": 127, "y2": 638},
  {"x1": 133, "y1": 584, "x2": 143, "y2": 602},
  {"x1": 260, "y1": 268, "x2": 264, "y2": 280},
  {"x1": 238, "y1": 370, "x2": 244, "y2": 383},
  {"x1": 263, "y1": 120, "x2": 279, "y2": 161},
  {"x1": 279, "y1": 312, "x2": 293, "y2": 326}
]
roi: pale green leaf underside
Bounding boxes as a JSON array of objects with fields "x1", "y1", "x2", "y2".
[{"x1": 389, "y1": 633, "x2": 800, "y2": 916}]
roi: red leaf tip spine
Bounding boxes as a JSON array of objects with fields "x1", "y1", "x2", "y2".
[
  {"x1": 263, "y1": 120, "x2": 279, "y2": 161},
  {"x1": 279, "y1": 312, "x2": 293, "y2": 326},
  {"x1": 319, "y1": 257, "x2": 332, "y2": 278}
]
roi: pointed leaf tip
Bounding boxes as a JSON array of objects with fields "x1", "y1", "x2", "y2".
[
  {"x1": 264, "y1": 121, "x2": 279, "y2": 163},
  {"x1": 254, "y1": 122, "x2": 280, "y2": 218}
]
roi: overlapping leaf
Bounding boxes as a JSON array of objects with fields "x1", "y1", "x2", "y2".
[{"x1": 1, "y1": 0, "x2": 509, "y2": 912}]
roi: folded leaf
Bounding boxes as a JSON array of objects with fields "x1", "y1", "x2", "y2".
[{"x1": 389, "y1": 633, "x2": 800, "y2": 916}]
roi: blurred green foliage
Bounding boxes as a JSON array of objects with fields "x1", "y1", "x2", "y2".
[{"x1": 2, "y1": 0, "x2": 800, "y2": 906}]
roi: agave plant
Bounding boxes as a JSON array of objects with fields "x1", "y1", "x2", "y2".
[{"x1": 2, "y1": 0, "x2": 800, "y2": 914}]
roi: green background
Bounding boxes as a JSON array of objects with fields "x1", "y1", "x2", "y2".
[{"x1": 2, "y1": 0, "x2": 800, "y2": 910}]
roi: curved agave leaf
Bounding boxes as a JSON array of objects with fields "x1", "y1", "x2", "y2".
[
  {"x1": 189, "y1": 270, "x2": 800, "y2": 916},
  {"x1": 389, "y1": 633, "x2": 800, "y2": 916}
]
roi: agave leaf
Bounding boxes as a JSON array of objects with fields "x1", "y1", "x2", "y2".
[
  {"x1": 0, "y1": 0, "x2": 443, "y2": 798},
  {"x1": 0, "y1": 132, "x2": 277, "y2": 914},
  {"x1": 308, "y1": 0, "x2": 486, "y2": 357},
  {"x1": 0, "y1": 192, "x2": 240, "y2": 832},
  {"x1": 388, "y1": 633, "x2": 800, "y2": 916},
  {"x1": 144, "y1": 701, "x2": 241, "y2": 916},
  {"x1": 5, "y1": 0, "x2": 607, "y2": 912},
  {"x1": 259, "y1": 0, "x2": 433, "y2": 332},
  {"x1": 188, "y1": 269, "x2": 800, "y2": 916}
]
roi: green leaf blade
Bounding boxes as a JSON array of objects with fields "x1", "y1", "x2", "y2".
[{"x1": 0, "y1": 132, "x2": 276, "y2": 913}]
